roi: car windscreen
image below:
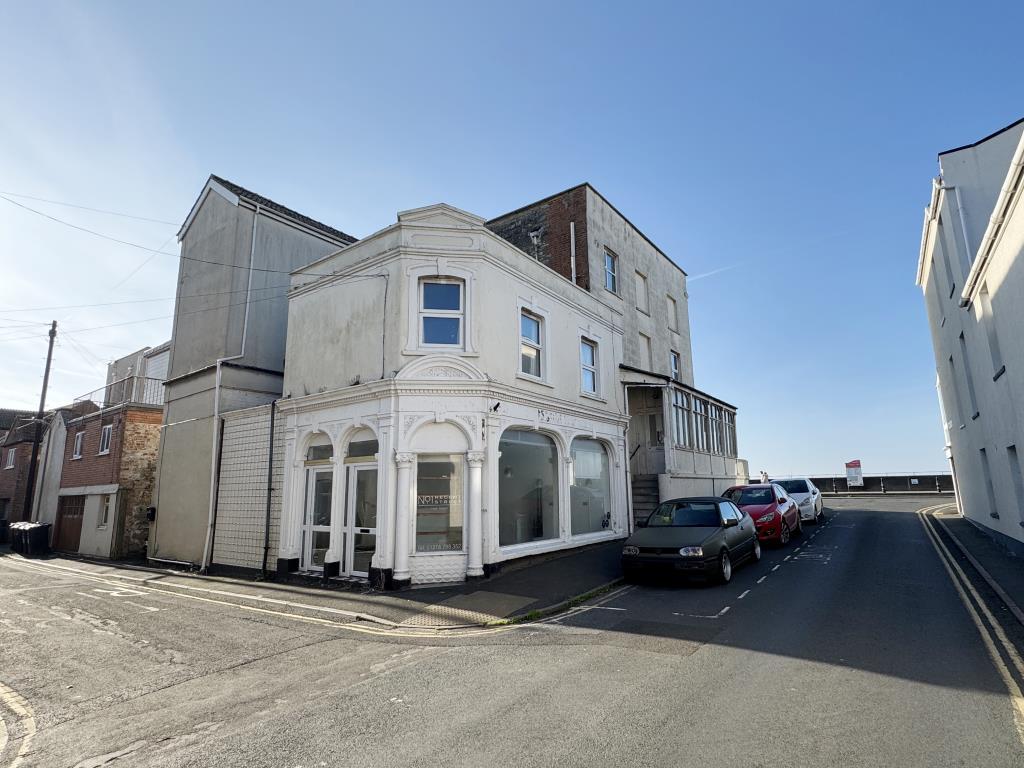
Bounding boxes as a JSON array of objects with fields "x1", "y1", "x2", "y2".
[
  {"x1": 725, "y1": 487, "x2": 775, "y2": 505},
  {"x1": 777, "y1": 480, "x2": 808, "y2": 494},
  {"x1": 646, "y1": 502, "x2": 721, "y2": 527}
]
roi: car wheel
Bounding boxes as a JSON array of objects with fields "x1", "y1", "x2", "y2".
[
  {"x1": 780, "y1": 522, "x2": 791, "y2": 545},
  {"x1": 717, "y1": 550, "x2": 732, "y2": 584},
  {"x1": 795, "y1": 516, "x2": 803, "y2": 536},
  {"x1": 751, "y1": 538, "x2": 762, "y2": 562}
]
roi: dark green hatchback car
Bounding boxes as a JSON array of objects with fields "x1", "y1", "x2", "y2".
[{"x1": 621, "y1": 497, "x2": 761, "y2": 584}]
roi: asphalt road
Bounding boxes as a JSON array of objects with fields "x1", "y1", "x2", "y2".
[{"x1": 2, "y1": 496, "x2": 1023, "y2": 767}]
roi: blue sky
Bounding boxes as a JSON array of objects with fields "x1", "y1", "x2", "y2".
[{"x1": 2, "y1": 0, "x2": 1022, "y2": 475}]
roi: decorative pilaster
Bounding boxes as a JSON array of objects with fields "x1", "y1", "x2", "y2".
[
  {"x1": 466, "y1": 451, "x2": 486, "y2": 577},
  {"x1": 393, "y1": 451, "x2": 416, "y2": 582}
]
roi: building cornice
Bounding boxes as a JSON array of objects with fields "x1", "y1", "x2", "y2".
[
  {"x1": 276, "y1": 378, "x2": 630, "y2": 426},
  {"x1": 960, "y1": 131, "x2": 1024, "y2": 304}
]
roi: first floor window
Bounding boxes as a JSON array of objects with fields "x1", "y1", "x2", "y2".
[
  {"x1": 580, "y1": 339, "x2": 598, "y2": 394},
  {"x1": 499, "y1": 430, "x2": 559, "y2": 546},
  {"x1": 520, "y1": 310, "x2": 543, "y2": 378},
  {"x1": 570, "y1": 439, "x2": 611, "y2": 535},
  {"x1": 98, "y1": 424, "x2": 113, "y2": 455},
  {"x1": 4, "y1": 448, "x2": 14, "y2": 469},
  {"x1": 420, "y1": 278, "x2": 463, "y2": 346},
  {"x1": 415, "y1": 454, "x2": 465, "y2": 552},
  {"x1": 72, "y1": 431, "x2": 84, "y2": 459},
  {"x1": 670, "y1": 351, "x2": 680, "y2": 381}
]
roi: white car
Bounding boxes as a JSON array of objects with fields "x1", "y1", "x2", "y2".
[{"x1": 773, "y1": 478, "x2": 824, "y2": 523}]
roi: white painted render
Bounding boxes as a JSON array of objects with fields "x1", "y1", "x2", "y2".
[
  {"x1": 276, "y1": 205, "x2": 630, "y2": 583},
  {"x1": 918, "y1": 118, "x2": 1024, "y2": 553}
]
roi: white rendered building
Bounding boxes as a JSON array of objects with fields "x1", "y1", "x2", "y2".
[{"x1": 917, "y1": 117, "x2": 1024, "y2": 554}]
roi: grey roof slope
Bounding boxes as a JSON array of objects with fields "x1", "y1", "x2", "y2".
[
  {"x1": 0, "y1": 409, "x2": 35, "y2": 432},
  {"x1": 210, "y1": 175, "x2": 357, "y2": 245}
]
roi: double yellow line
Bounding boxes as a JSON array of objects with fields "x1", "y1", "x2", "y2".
[{"x1": 917, "y1": 503, "x2": 1024, "y2": 745}]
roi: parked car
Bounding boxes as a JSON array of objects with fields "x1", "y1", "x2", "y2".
[
  {"x1": 723, "y1": 484, "x2": 801, "y2": 545},
  {"x1": 622, "y1": 497, "x2": 761, "y2": 584},
  {"x1": 772, "y1": 477, "x2": 824, "y2": 523}
]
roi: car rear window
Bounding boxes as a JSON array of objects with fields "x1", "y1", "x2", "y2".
[
  {"x1": 647, "y1": 502, "x2": 721, "y2": 527},
  {"x1": 725, "y1": 487, "x2": 774, "y2": 505},
  {"x1": 778, "y1": 480, "x2": 809, "y2": 494}
]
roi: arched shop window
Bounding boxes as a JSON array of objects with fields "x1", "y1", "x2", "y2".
[
  {"x1": 306, "y1": 434, "x2": 333, "y2": 462},
  {"x1": 498, "y1": 429, "x2": 559, "y2": 546},
  {"x1": 570, "y1": 438, "x2": 611, "y2": 535}
]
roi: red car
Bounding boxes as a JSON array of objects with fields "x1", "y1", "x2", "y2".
[{"x1": 722, "y1": 483, "x2": 802, "y2": 545}]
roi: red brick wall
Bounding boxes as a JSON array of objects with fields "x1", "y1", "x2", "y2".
[
  {"x1": 0, "y1": 440, "x2": 36, "y2": 521},
  {"x1": 60, "y1": 412, "x2": 122, "y2": 489},
  {"x1": 486, "y1": 186, "x2": 590, "y2": 290}
]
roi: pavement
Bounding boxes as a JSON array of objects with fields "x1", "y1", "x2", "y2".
[
  {"x1": 2, "y1": 496, "x2": 1024, "y2": 767},
  {"x1": 930, "y1": 503, "x2": 1024, "y2": 628},
  {"x1": 0, "y1": 538, "x2": 625, "y2": 630}
]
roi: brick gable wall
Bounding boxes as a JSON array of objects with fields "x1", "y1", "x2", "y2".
[
  {"x1": 0, "y1": 440, "x2": 37, "y2": 521},
  {"x1": 486, "y1": 186, "x2": 589, "y2": 290}
]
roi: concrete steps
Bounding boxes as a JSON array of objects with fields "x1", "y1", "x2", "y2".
[{"x1": 631, "y1": 474, "x2": 660, "y2": 524}]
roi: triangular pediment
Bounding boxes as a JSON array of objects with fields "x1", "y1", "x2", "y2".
[{"x1": 397, "y1": 203, "x2": 486, "y2": 229}]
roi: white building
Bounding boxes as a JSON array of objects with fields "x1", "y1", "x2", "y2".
[
  {"x1": 917, "y1": 117, "x2": 1024, "y2": 555},
  {"x1": 198, "y1": 184, "x2": 746, "y2": 587}
]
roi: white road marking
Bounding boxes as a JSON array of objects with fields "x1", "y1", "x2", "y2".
[
  {"x1": 756, "y1": 576, "x2": 767, "y2": 584},
  {"x1": 783, "y1": 556, "x2": 791, "y2": 562},
  {"x1": 672, "y1": 605, "x2": 731, "y2": 620},
  {"x1": 0, "y1": 558, "x2": 511, "y2": 639},
  {"x1": 124, "y1": 601, "x2": 160, "y2": 613},
  {"x1": 737, "y1": 590, "x2": 750, "y2": 599},
  {"x1": 771, "y1": 565, "x2": 781, "y2": 572}
]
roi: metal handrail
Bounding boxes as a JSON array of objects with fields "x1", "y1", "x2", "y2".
[{"x1": 73, "y1": 375, "x2": 164, "y2": 409}]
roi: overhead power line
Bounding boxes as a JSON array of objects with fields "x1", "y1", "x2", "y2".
[
  {"x1": 0, "y1": 280, "x2": 290, "y2": 314},
  {"x1": 0, "y1": 190, "x2": 177, "y2": 225},
  {"x1": 0, "y1": 194, "x2": 352, "y2": 277},
  {"x1": 0, "y1": 273, "x2": 386, "y2": 344}
]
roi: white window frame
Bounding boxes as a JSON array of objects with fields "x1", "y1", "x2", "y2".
[
  {"x1": 519, "y1": 309, "x2": 544, "y2": 380},
  {"x1": 515, "y1": 299, "x2": 552, "y2": 386},
  {"x1": 98, "y1": 493, "x2": 113, "y2": 528},
  {"x1": 4, "y1": 448, "x2": 14, "y2": 469},
  {"x1": 580, "y1": 337, "x2": 599, "y2": 396},
  {"x1": 604, "y1": 249, "x2": 619, "y2": 294},
  {"x1": 667, "y1": 295, "x2": 678, "y2": 332},
  {"x1": 670, "y1": 351, "x2": 680, "y2": 381},
  {"x1": 403, "y1": 263, "x2": 478, "y2": 356},
  {"x1": 419, "y1": 278, "x2": 464, "y2": 349},
  {"x1": 72, "y1": 431, "x2": 84, "y2": 459},
  {"x1": 98, "y1": 424, "x2": 113, "y2": 455},
  {"x1": 634, "y1": 271, "x2": 649, "y2": 314}
]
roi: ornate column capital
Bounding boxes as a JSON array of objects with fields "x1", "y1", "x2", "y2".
[
  {"x1": 467, "y1": 451, "x2": 486, "y2": 467},
  {"x1": 394, "y1": 451, "x2": 416, "y2": 467}
]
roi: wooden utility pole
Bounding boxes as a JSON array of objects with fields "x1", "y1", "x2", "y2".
[{"x1": 22, "y1": 320, "x2": 56, "y2": 521}]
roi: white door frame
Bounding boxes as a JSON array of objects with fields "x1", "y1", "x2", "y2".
[
  {"x1": 302, "y1": 466, "x2": 334, "y2": 572},
  {"x1": 345, "y1": 463, "x2": 378, "y2": 577}
]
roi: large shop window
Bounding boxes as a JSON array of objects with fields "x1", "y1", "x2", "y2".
[
  {"x1": 415, "y1": 454, "x2": 465, "y2": 552},
  {"x1": 420, "y1": 279, "x2": 464, "y2": 346},
  {"x1": 499, "y1": 430, "x2": 559, "y2": 546},
  {"x1": 570, "y1": 438, "x2": 611, "y2": 535}
]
